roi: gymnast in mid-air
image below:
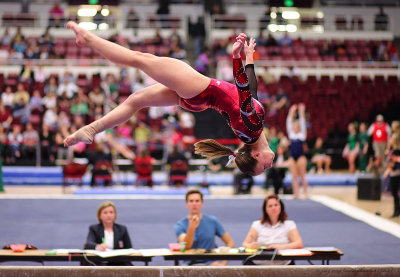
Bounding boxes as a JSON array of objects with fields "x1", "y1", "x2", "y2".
[{"x1": 64, "y1": 21, "x2": 275, "y2": 176}]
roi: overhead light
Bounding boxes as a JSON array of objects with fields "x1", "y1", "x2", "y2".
[
  {"x1": 78, "y1": 22, "x2": 97, "y2": 30},
  {"x1": 286, "y1": 24, "x2": 297, "y2": 32},
  {"x1": 313, "y1": 25, "x2": 324, "y2": 32},
  {"x1": 270, "y1": 12, "x2": 277, "y2": 19},
  {"x1": 277, "y1": 25, "x2": 286, "y2": 32},
  {"x1": 98, "y1": 23, "x2": 109, "y2": 30},
  {"x1": 78, "y1": 8, "x2": 98, "y2": 17},
  {"x1": 268, "y1": 24, "x2": 278, "y2": 32},
  {"x1": 282, "y1": 11, "x2": 300, "y2": 20},
  {"x1": 77, "y1": 5, "x2": 100, "y2": 17},
  {"x1": 101, "y1": 8, "x2": 110, "y2": 17},
  {"x1": 317, "y1": 11, "x2": 324, "y2": 18}
]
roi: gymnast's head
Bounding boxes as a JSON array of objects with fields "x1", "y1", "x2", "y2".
[{"x1": 194, "y1": 139, "x2": 275, "y2": 176}]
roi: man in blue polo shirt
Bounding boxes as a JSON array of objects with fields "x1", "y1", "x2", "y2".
[{"x1": 174, "y1": 189, "x2": 235, "y2": 265}]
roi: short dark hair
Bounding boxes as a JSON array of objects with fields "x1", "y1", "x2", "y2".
[
  {"x1": 185, "y1": 189, "x2": 203, "y2": 202},
  {"x1": 260, "y1": 194, "x2": 287, "y2": 224}
]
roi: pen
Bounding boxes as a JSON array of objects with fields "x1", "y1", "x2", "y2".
[{"x1": 102, "y1": 238, "x2": 105, "y2": 244}]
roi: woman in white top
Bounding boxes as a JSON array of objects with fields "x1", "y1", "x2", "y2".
[{"x1": 242, "y1": 194, "x2": 303, "y2": 251}]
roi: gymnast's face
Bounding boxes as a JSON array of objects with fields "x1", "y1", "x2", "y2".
[{"x1": 253, "y1": 147, "x2": 275, "y2": 176}]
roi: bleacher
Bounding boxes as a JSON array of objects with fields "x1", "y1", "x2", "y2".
[{"x1": 0, "y1": 0, "x2": 399, "y2": 173}]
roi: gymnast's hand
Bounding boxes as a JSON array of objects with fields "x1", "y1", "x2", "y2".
[
  {"x1": 66, "y1": 21, "x2": 92, "y2": 47},
  {"x1": 244, "y1": 37, "x2": 256, "y2": 63},
  {"x1": 232, "y1": 33, "x2": 247, "y2": 59}
]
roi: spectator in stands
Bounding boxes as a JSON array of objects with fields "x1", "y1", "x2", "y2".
[
  {"x1": 6, "y1": 124, "x2": 23, "y2": 164},
  {"x1": 216, "y1": 57, "x2": 233, "y2": 82},
  {"x1": 383, "y1": 121, "x2": 400, "y2": 217},
  {"x1": 29, "y1": 89, "x2": 43, "y2": 112},
  {"x1": 0, "y1": 101, "x2": 12, "y2": 130},
  {"x1": 269, "y1": 87, "x2": 289, "y2": 117},
  {"x1": 343, "y1": 122, "x2": 359, "y2": 174},
  {"x1": 175, "y1": 189, "x2": 234, "y2": 265},
  {"x1": 189, "y1": 16, "x2": 206, "y2": 57},
  {"x1": 265, "y1": 33, "x2": 277, "y2": 47},
  {"x1": 266, "y1": 127, "x2": 279, "y2": 154},
  {"x1": 115, "y1": 121, "x2": 134, "y2": 147},
  {"x1": 335, "y1": 43, "x2": 347, "y2": 58},
  {"x1": 34, "y1": 64, "x2": 46, "y2": 83},
  {"x1": 55, "y1": 124, "x2": 73, "y2": 161},
  {"x1": 42, "y1": 91, "x2": 57, "y2": 110},
  {"x1": 64, "y1": 23, "x2": 275, "y2": 176},
  {"x1": 57, "y1": 75, "x2": 78, "y2": 99},
  {"x1": 169, "y1": 40, "x2": 186, "y2": 60},
  {"x1": 311, "y1": 137, "x2": 331, "y2": 174},
  {"x1": 256, "y1": 29, "x2": 267, "y2": 47},
  {"x1": 23, "y1": 44, "x2": 39, "y2": 60},
  {"x1": 84, "y1": 201, "x2": 132, "y2": 265},
  {"x1": 167, "y1": 145, "x2": 189, "y2": 187},
  {"x1": 1, "y1": 27, "x2": 11, "y2": 47},
  {"x1": 12, "y1": 36, "x2": 26, "y2": 54},
  {"x1": 320, "y1": 41, "x2": 334, "y2": 57},
  {"x1": 44, "y1": 75, "x2": 58, "y2": 95},
  {"x1": 88, "y1": 85, "x2": 105, "y2": 109},
  {"x1": 19, "y1": 60, "x2": 35, "y2": 84},
  {"x1": 70, "y1": 89, "x2": 89, "y2": 118},
  {"x1": 126, "y1": 7, "x2": 139, "y2": 29},
  {"x1": 242, "y1": 194, "x2": 303, "y2": 265},
  {"x1": 48, "y1": 1, "x2": 64, "y2": 28},
  {"x1": 386, "y1": 41, "x2": 398, "y2": 60},
  {"x1": 57, "y1": 92, "x2": 71, "y2": 113},
  {"x1": 1, "y1": 86, "x2": 14, "y2": 108},
  {"x1": 88, "y1": 142, "x2": 113, "y2": 187},
  {"x1": 278, "y1": 32, "x2": 293, "y2": 47},
  {"x1": 12, "y1": 83, "x2": 30, "y2": 123},
  {"x1": 178, "y1": 108, "x2": 195, "y2": 138},
  {"x1": 374, "y1": 6, "x2": 389, "y2": 31},
  {"x1": 43, "y1": 106, "x2": 58, "y2": 130},
  {"x1": 368, "y1": 114, "x2": 391, "y2": 174},
  {"x1": 40, "y1": 123, "x2": 55, "y2": 164},
  {"x1": 134, "y1": 147, "x2": 153, "y2": 187},
  {"x1": 358, "y1": 122, "x2": 369, "y2": 173},
  {"x1": 22, "y1": 122, "x2": 39, "y2": 161},
  {"x1": 194, "y1": 47, "x2": 210, "y2": 75},
  {"x1": 38, "y1": 27, "x2": 55, "y2": 51},
  {"x1": 286, "y1": 104, "x2": 308, "y2": 199},
  {"x1": 266, "y1": 145, "x2": 289, "y2": 195}
]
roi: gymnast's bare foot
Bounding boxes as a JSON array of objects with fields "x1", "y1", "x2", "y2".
[
  {"x1": 64, "y1": 125, "x2": 97, "y2": 146},
  {"x1": 66, "y1": 21, "x2": 91, "y2": 47}
]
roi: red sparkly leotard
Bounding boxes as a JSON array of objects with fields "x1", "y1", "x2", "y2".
[{"x1": 180, "y1": 58, "x2": 265, "y2": 144}]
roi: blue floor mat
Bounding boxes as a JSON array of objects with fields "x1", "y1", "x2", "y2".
[{"x1": 0, "y1": 197, "x2": 399, "y2": 265}]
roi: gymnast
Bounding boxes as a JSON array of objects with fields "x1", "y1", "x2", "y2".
[{"x1": 63, "y1": 21, "x2": 275, "y2": 176}]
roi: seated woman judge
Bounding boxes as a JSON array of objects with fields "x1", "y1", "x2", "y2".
[
  {"x1": 242, "y1": 194, "x2": 303, "y2": 265},
  {"x1": 84, "y1": 201, "x2": 133, "y2": 265}
]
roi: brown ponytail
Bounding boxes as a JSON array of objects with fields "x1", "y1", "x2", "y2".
[{"x1": 194, "y1": 139, "x2": 257, "y2": 175}]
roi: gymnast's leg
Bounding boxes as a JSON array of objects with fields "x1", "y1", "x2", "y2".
[
  {"x1": 64, "y1": 84, "x2": 179, "y2": 146},
  {"x1": 66, "y1": 21, "x2": 210, "y2": 99}
]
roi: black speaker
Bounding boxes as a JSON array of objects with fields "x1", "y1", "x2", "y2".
[{"x1": 357, "y1": 177, "x2": 381, "y2": 200}]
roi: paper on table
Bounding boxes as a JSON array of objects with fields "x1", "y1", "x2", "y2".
[
  {"x1": 54, "y1": 249, "x2": 86, "y2": 254},
  {"x1": 138, "y1": 248, "x2": 172, "y2": 256},
  {"x1": 85, "y1": 249, "x2": 139, "y2": 258},
  {"x1": 278, "y1": 249, "x2": 312, "y2": 256},
  {"x1": 306, "y1": 247, "x2": 338, "y2": 252}
]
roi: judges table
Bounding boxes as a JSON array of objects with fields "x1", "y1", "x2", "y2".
[
  {"x1": 163, "y1": 248, "x2": 343, "y2": 266},
  {"x1": 0, "y1": 248, "x2": 343, "y2": 266},
  {"x1": 0, "y1": 250, "x2": 152, "y2": 266}
]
